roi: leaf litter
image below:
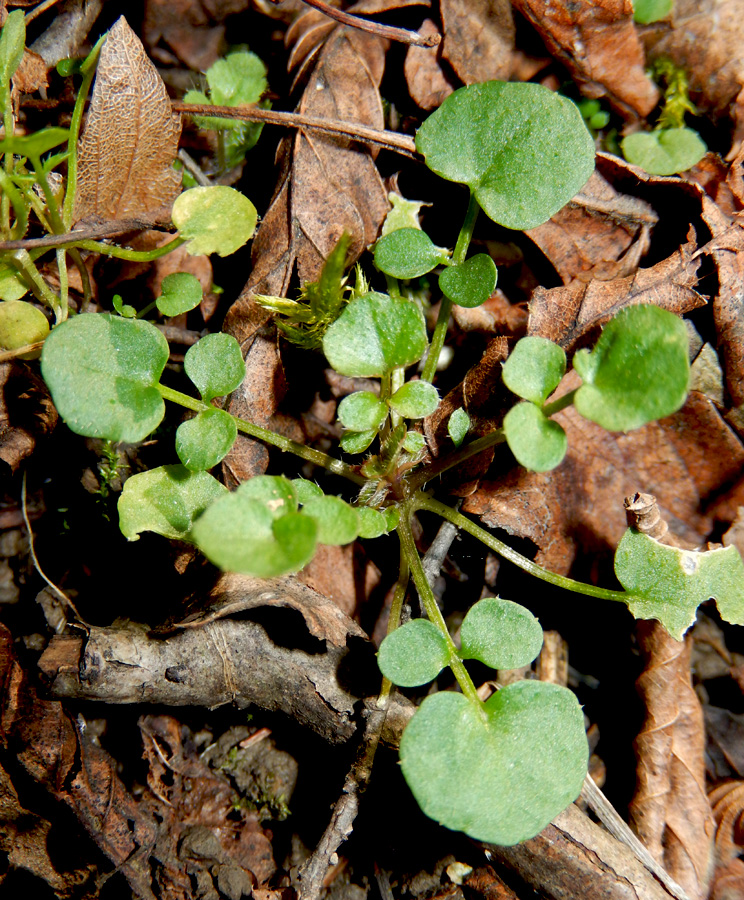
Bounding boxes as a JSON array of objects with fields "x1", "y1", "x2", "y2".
[{"x1": 6, "y1": 2, "x2": 744, "y2": 899}]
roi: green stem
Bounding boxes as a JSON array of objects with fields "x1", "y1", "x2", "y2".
[
  {"x1": 63, "y1": 35, "x2": 105, "y2": 230},
  {"x1": 543, "y1": 388, "x2": 578, "y2": 418},
  {"x1": 417, "y1": 495, "x2": 629, "y2": 603},
  {"x1": 397, "y1": 501, "x2": 482, "y2": 705},
  {"x1": 55, "y1": 247, "x2": 68, "y2": 322},
  {"x1": 8, "y1": 249, "x2": 60, "y2": 318},
  {"x1": 156, "y1": 383, "x2": 367, "y2": 485},
  {"x1": 2, "y1": 84, "x2": 14, "y2": 237},
  {"x1": 407, "y1": 428, "x2": 505, "y2": 491},
  {"x1": 377, "y1": 547, "x2": 410, "y2": 707},
  {"x1": 67, "y1": 247, "x2": 93, "y2": 312},
  {"x1": 68, "y1": 236, "x2": 185, "y2": 261},
  {"x1": 29, "y1": 155, "x2": 64, "y2": 234},
  {"x1": 420, "y1": 193, "x2": 480, "y2": 384},
  {"x1": 0, "y1": 168, "x2": 28, "y2": 239}
]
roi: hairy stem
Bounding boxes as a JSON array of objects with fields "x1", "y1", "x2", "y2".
[
  {"x1": 543, "y1": 388, "x2": 578, "y2": 418},
  {"x1": 156, "y1": 383, "x2": 366, "y2": 485},
  {"x1": 397, "y1": 501, "x2": 482, "y2": 705},
  {"x1": 407, "y1": 428, "x2": 505, "y2": 491},
  {"x1": 418, "y1": 495, "x2": 629, "y2": 603},
  {"x1": 68, "y1": 236, "x2": 186, "y2": 261}
]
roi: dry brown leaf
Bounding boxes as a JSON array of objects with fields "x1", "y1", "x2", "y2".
[
  {"x1": 143, "y1": 0, "x2": 226, "y2": 70},
  {"x1": 705, "y1": 218, "x2": 744, "y2": 406},
  {"x1": 630, "y1": 622, "x2": 715, "y2": 900},
  {"x1": 512, "y1": 0, "x2": 658, "y2": 118},
  {"x1": 463, "y1": 385, "x2": 743, "y2": 574},
  {"x1": 528, "y1": 241, "x2": 706, "y2": 353},
  {"x1": 0, "y1": 362, "x2": 57, "y2": 473},
  {"x1": 641, "y1": 0, "x2": 744, "y2": 155},
  {"x1": 525, "y1": 169, "x2": 658, "y2": 285},
  {"x1": 441, "y1": 0, "x2": 514, "y2": 84},
  {"x1": 709, "y1": 780, "x2": 744, "y2": 864},
  {"x1": 404, "y1": 18, "x2": 454, "y2": 110},
  {"x1": 73, "y1": 17, "x2": 182, "y2": 224},
  {"x1": 298, "y1": 543, "x2": 381, "y2": 620}
]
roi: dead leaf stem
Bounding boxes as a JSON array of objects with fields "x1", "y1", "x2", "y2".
[
  {"x1": 297, "y1": 0, "x2": 440, "y2": 48},
  {"x1": 172, "y1": 102, "x2": 418, "y2": 158}
]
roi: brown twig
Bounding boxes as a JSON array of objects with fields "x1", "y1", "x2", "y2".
[
  {"x1": 297, "y1": 0, "x2": 440, "y2": 47},
  {"x1": 0, "y1": 217, "x2": 171, "y2": 251},
  {"x1": 173, "y1": 102, "x2": 419, "y2": 158}
]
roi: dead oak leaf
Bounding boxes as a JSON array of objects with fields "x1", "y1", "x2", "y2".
[
  {"x1": 441, "y1": 0, "x2": 515, "y2": 84},
  {"x1": 73, "y1": 17, "x2": 182, "y2": 224},
  {"x1": 512, "y1": 0, "x2": 659, "y2": 118}
]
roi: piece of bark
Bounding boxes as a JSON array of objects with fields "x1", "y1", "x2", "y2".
[
  {"x1": 489, "y1": 801, "x2": 682, "y2": 900},
  {"x1": 29, "y1": 0, "x2": 104, "y2": 70},
  {"x1": 73, "y1": 17, "x2": 182, "y2": 224},
  {"x1": 441, "y1": 0, "x2": 514, "y2": 85},
  {"x1": 512, "y1": 0, "x2": 658, "y2": 118}
]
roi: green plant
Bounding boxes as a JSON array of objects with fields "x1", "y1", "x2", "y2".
[
  {"x1": 622, "y1": 56, "x2": 706, "y2": 175},
  {"x1": 0, "y1": 14, "x2": 256, "y2": 352},
  {"x1": 37, "y1": 78, "x2": 744, "y2": 847}
]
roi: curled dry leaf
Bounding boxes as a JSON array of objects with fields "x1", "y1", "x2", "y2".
[
  {"x1": 73, "y1": 17, "x2": 182, "y2": 224},
  {"x1": 709, "y1": 779, "x2": 744, "y2": 864},
  {"x1": 512, "y1": 0, "x2": 658, "y2": 118},
  {"x1": 441, "y1": 0, "x2": 515, "y2": 84},
  {"x1": 630, "y1": 621, "x2": 715, "y2": 900},
  {"x1": 405, "y1": 19, "x2": 454, "y2": 111}
]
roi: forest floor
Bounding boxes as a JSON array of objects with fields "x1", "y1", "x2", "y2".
[{"x1": 3, "y1": 1, "x2": 744, "y2": 899}]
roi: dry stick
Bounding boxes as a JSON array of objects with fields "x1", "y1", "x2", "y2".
[
  {"x1": 0, "y1": 217, "x2": 171, "y2": 251},
  {"x1": 297, "y1": 0, "x2": 440, "y2": 47},
  {"x1": 172, "y1": 102, "x2": 419, "y2": 158}
]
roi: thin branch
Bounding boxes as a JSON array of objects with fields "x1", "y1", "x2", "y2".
[
  {"x1": 173, "y1": 102, "x2": 419, "y2": 158},
  {"x1": 298, "y1": 0, "x2": 440, "y2": 47},
  {"x1": 0, "y1": 217, "x2": 171, "y2": 251}
]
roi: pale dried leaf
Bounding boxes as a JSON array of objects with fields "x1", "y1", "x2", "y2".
[
  {"x1": 73, "y1": 17, "x2": 182, "y2": 223},
  {"x1": 404, "y1": 19, "x2": 454, "y2": 110},
  {"x1": 512, "y1": 0, "x2": 659, "y2": 118},
  {"x1": 709, "y1": 779, "x2": 744, "y2": 863},
  {"x1": 441, "y1": 0, "x2": 514, "y2": 84},
  {"x1": 630, "y1": 622, "x2": 715, "y2": 900}
]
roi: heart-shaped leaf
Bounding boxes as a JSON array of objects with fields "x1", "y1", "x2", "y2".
[
  {"x1": 400, "y1": 683, "x2": 588, "y2": 845},
  {"x1": 378, "y1": 619, "x2": 450, "y2": 687},
  {"x1": 323, "y1": 292, "x2": 428, "y2": 377},
  {"x1": 301, "y1": 496, "x2": 360, "y2": 545},
  {"x1": 438, "y1": 254, "x2": 497, "y2": 308},
  {"x1": 191, "y1": 476, "x2": 317, "y2": 577},
  {"x1": 337, "y1": 391, "x2": 388, "y2": 432},
  {"x1": 157, "y1": 272, "x2": 203, "y2": 316},
  {"x1": 573, "y1": 304, "x2": 689, "y2": 432},
  {"x1": 615, "y1": 529, "x2": 744, "y2": 639},
  {"x1": 41, "y1": 313, "x2": 168, "y2": 442},
  {"x1": 460, "y1": 598, "x2": 544, "y2": 670},
  {"x1": 416, "y1": 81, "x2": 595, "y2": 231},
  {"x1": 388, "y1": 381, "x2": 440, "y2": 419},
  {"x1": 622, "y1": 127, "x2": 706, "y2": 176},
  {"x1": 504, "y1": 402, "x2": 567, "y2": 472},
  {"x1": 176, "y1": 407, "x2": 237, "y2": 471},
  {"x1": 374, "y1": 228, "x2": 446, "y2": 279},
  {"x1": 118, "y1": 464, "x2": 227, "y2": 541},
  {"x1": 172, "y1": 185, "x2": 257, "y2": 257},
  {"x1": 184, "y1": 332, "x2": 245, "y2": 401},
  {"x1": 502, "y1": 336, "x2": 566, "y2": 405}
]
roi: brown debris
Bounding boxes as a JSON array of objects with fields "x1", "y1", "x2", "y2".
[
  {"x1": 512, "y1": 0, "x2": 659, "y2": 118},
  {"x1": 0, "y1": 361, "x2": 58, "y2": 473},
  {"x1": 73, "y1": 17, "x2": 182, "y2": 224},
  {"x1": 441, "y1": 0, "x2": 515, "y2": 85},
  {"x1": 404, "y1": 19, "x2": 454, "y2": 110}
]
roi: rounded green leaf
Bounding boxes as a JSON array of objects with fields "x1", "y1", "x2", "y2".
[
  {"x1": 622, "y1": 127, "x2": 706, "y2": 176},
  {"x1": 383, "y1": 507, "x2": 400, "y2": 531},
  {"x1": 573, "y1": 304, "x2": 690, "y2": 432},
  {"x1": 460, "y1": 598, "x2": 543, "y2": 669},
  {"x1": 357, "y1": 506, "x2": 388, "y2": 539},
  {"x1": 112, "y1": 295, "x2": 137, "y2": 318},
  {"x1": 633, "y1": 0, "x2": 673, "y2": 23},
  {"x1": 118, "y1": 465, "x2": 227, "y2": 541},
  {"x1": 438, "y1": 254, "x2": 497, "y2": 308},
  {"x1": 615, "y1": 529, "x2": 744, "y2": 639},
  {"x1": 176, "y1": 407, "x2": 237, "y2": 471},
  {"x1": 238, "y1": 474, "x2": 298, "y2": 515},
  {"x1": 374, "y1": 228, "x2": 445, "y2": 279},
  {"x1": 337, "y1": 391, "x2": 388, "y2": 432},
  {"x1": 301, "y1": 495, "x2": 359, "y2": 545},
  {"x1": 502, "y1": 336, "x2": 567, "y2": 405},
  {"x1": 206, "y1": 50, "x2": 267, "y2": 108},
  {"x1": 378, "y1": 619, "x2": 450, "y2": 687},
  {"x1": 191, "y1": 479, "x2": 316, "y2": 577},
  {"x1": 157, "y1": 272, "x2": 203, "y2": 317},
  {"x1": 340, "y1": 429, "x2": 377, "y2": 454},
  {"x1": 388, "y1": 381, "x2": 440, "y2": 419},
  {"x1": 41, "y1": 313, "x2": 168, "y2": 442},
  {"x1": 400, "y1": 683, "x2": 588, "y2": 845},
  {"x1": 402, "y1": 431, "x2": 426, "y2": 454},
  {"x1": 416, "y1": 82, "x2": 595, "y2": 231},
  {"x1": 291, "y1": 477, "x2": 324, "y2": 504},
  {"x1": 0, "y1": 262, "x2": 29, "y2": 302},
  {"x1": 504, "y1": 402, "x2": 567, "y2": 472},
  {"x1": 448, "y1": 408, "x2": 470, "y2": 446},
  {"x1": 184, "y1": 332, "x2": 245, "y2": 401},
  {"x1": 0, "y1": 300, "x2": 49, "y2": 358},
  {"x1": 172, "y1": 185, "x2": 257, "y2": 257},
  {"x1": 322, "y1": 292, "x2": 428, "y2": 377}
]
